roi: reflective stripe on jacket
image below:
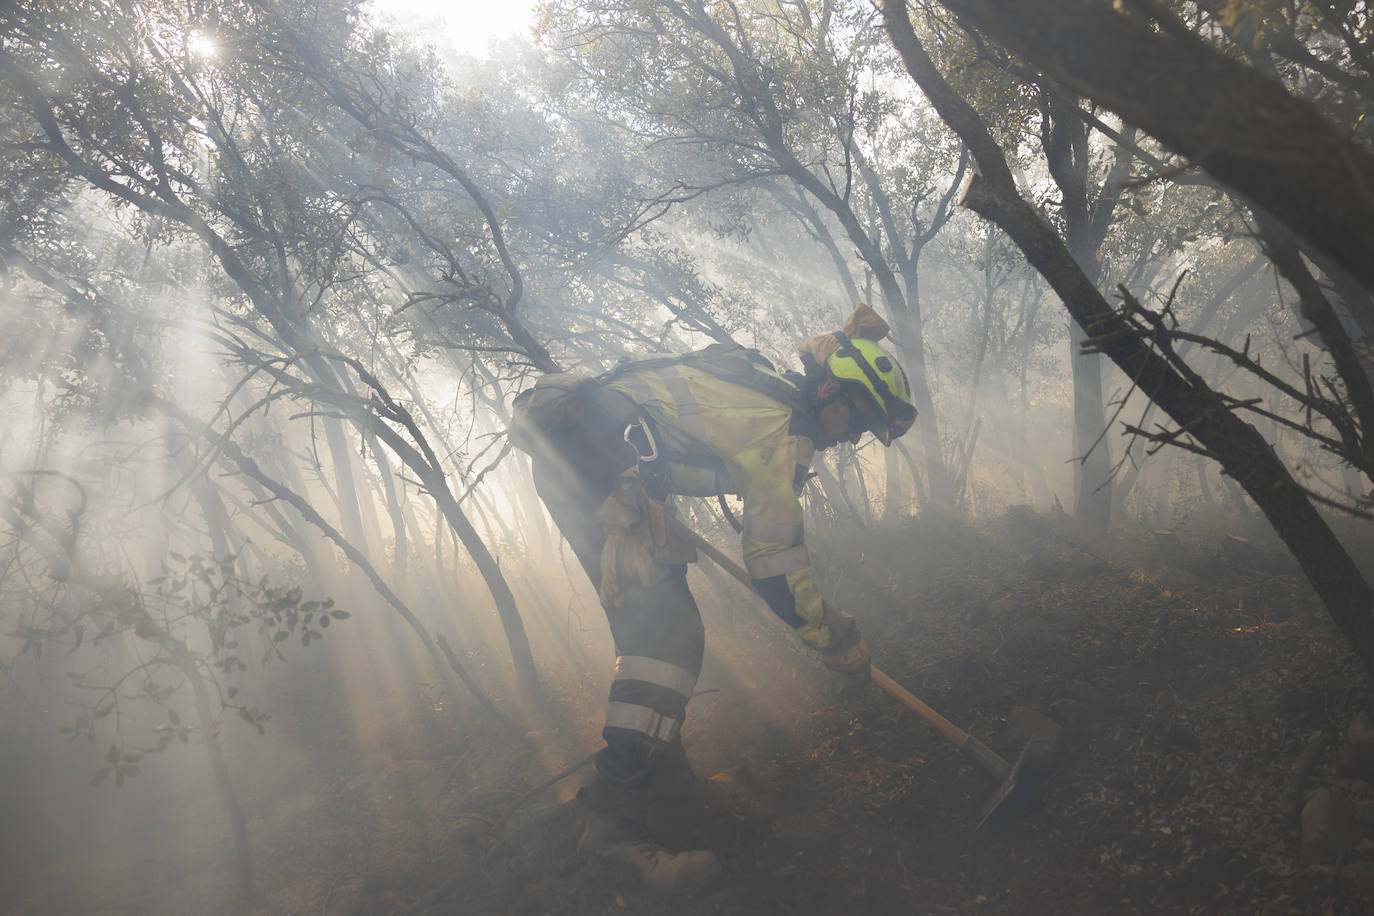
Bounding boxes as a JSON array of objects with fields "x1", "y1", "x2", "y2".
[{"x1": 605, "y1": 363, "x2": 837, "y2": 650}]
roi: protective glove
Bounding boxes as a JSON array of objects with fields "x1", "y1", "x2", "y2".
[{"x1": 819, "y1": 609, "x2": 870, "y2": 683}]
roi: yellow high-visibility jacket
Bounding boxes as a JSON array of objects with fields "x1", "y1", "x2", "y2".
[{"x1": 605, "y1": 359, "x2": 840, "y2": 651}]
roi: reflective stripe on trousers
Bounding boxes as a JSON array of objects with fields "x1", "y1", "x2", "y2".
[
  {"x1": 615, "y1": 654, "x2": 698, "y2": 697},
  {"x1": 604, "y1": 702, "x2": 681, "y2": 743},
  {"x1": 603, "y1": 654, "x2": 699, "y2": 744},
  {"x1": 743, "y1": 513, "x2": 804, "y2": 547},
  {"x1": 745, "y1": 544, "x2": 809, "y2": 578}
]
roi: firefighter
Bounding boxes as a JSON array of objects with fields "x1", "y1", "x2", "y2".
[{"x1": 510, "y1": 304, "x2": 916, "y2": 895}]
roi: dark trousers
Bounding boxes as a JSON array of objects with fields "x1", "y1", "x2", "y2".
[{"x1": 527, "y1": 389, "x2": 705, "y2": 790}]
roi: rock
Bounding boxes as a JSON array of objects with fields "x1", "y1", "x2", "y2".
[
  {"x1": 1337, "y1": 712, "x2": 1374, "y2": 781},
  {"x1": 1048, "y1": 698, "x2": 1085, "y2": 727},
  {"x1": 1301, "y1": 786, "x2": 1361, "y2": 866},
  {"x1": 1006, "y1": 706, "x2": 1062, "y2": 752}
]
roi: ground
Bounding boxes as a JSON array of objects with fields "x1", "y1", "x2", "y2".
[
  {"x1": 337, "y1": 509, "x2": 1374, "y2": 916},
  {"x1": 7, "y1": 507, "x2": 1372, "y2": 915}
]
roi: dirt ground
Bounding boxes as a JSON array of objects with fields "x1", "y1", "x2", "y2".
[
  {"x1": 334, "y1": 509, "x2": 1374, "y2": 916},
  {"x1": 9, "y1": 507, "x2": 1372, "y2": 916}
]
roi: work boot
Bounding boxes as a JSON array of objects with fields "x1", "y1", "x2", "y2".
[
  {"x1": 652, "y1": 739, "x2": 747, "y2": 811},
  {"x1": 577, "y1": 780, "x2": 723, "y2": 897},
  {"x1": 651, "y1": 741, "x2": 725, "y2": 804}
]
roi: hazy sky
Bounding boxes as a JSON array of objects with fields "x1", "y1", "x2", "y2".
[{"x1": 370, "y1": 0, "x2": 538, "y2": 56}]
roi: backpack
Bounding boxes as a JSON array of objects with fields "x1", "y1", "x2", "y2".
[{"x1": 603, "y1": 342, "x2": 808, "y2": 413}]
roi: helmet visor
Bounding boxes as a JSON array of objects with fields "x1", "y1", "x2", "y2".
[
  {"x1": 844, "y1": 386, "x2": 915, "y2": 446},
  {"x1": 882, "y1": 397, "x2": 918, "y2": 445}
]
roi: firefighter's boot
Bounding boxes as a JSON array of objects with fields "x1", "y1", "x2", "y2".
[
  {"x1": 650, "y1": 740, "x2": 735, "y2": 815},
  {"x1": 576, "y1": 780, "x2": 722, "y2": 897}
]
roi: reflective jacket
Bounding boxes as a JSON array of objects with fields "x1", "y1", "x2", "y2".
[{"x1": 604, "y1": 355, "x2": 841, "y2": 651}]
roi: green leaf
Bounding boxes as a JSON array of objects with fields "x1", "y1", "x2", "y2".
[
  {"x1": 122, "y1": 753, "x2": 142, "y2": 763},
  {"x1": 274, "y1": 630, "x2": 289, "y2": 643},
  {"x1": 168, "y1": 708, "x2": 181, "y2": 726},
  {"x1": 330, "y1": 610, "x2": 350, "y2": 620},
  {"x1": 106, "y1": 744, "x2": 120, "y2": 764},
  {"x1": 94, "y1": 703, "x2": 114, "y2": 718},
  {"x1": 91, "y1": 767, "x2": 111, "y2": 786},
  {"x1": 226, "y1": 687, "x2": 238, "y2": 699},
  {"x1": 319, "y1": 616, "x2": 330, "y2": 628}
]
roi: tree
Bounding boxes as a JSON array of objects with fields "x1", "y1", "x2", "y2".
[
  {"x1": 881, "y1": 0, "x2": 1374, "y2": 676},
  {"x1": 543, "y1": 0, "x2": 967, "y2": 506},
  {"x1": 1, "y1": 469, "x2": 349, "y2": 897},
  {"x1": 928, "y1": 0, "x2": 1374, "y2": 310},
  {"x1": 0, "y1": 0, "x2": 547, "y2": 694}
]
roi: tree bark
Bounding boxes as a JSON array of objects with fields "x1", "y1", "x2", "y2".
[
  {"x1": 176, "y1": 649, "x2": 255, "y2": 898},
  {"x1": 882, "y1": 0, "x2": 1374, "y2": 676},
  {"x1": 156, "y1": 399, "x2": 521, "y2": 727},
  {"x1": 930, "y1": 0, "x2": 1374, "y2": 299}
]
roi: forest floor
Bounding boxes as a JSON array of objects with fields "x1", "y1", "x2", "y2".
[
  {"x1": 14, "y1": 507, "x2": 1373, "y2": 915},
  {"x1": 337, "y1": 508, "x2": 1374, "y2": 916}
]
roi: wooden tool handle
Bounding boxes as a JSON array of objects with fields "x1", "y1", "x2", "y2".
[
  {"x1": 868, "y1": 666, "x2": 969, "y2": 747},
  {"x1": 679, "y1": 516, "x2": 968, "y2": 739},
  {"x1": 870, "y1": 667, "x2": 1010, "y2": 779},
  {"x1": 669, "y1": 515, "x2": 1011, "y2": 779}
]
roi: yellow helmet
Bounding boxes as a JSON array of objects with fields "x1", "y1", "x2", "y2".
[{"x1": 825, "y1": 334, "x2": 917, "y2": 445}]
